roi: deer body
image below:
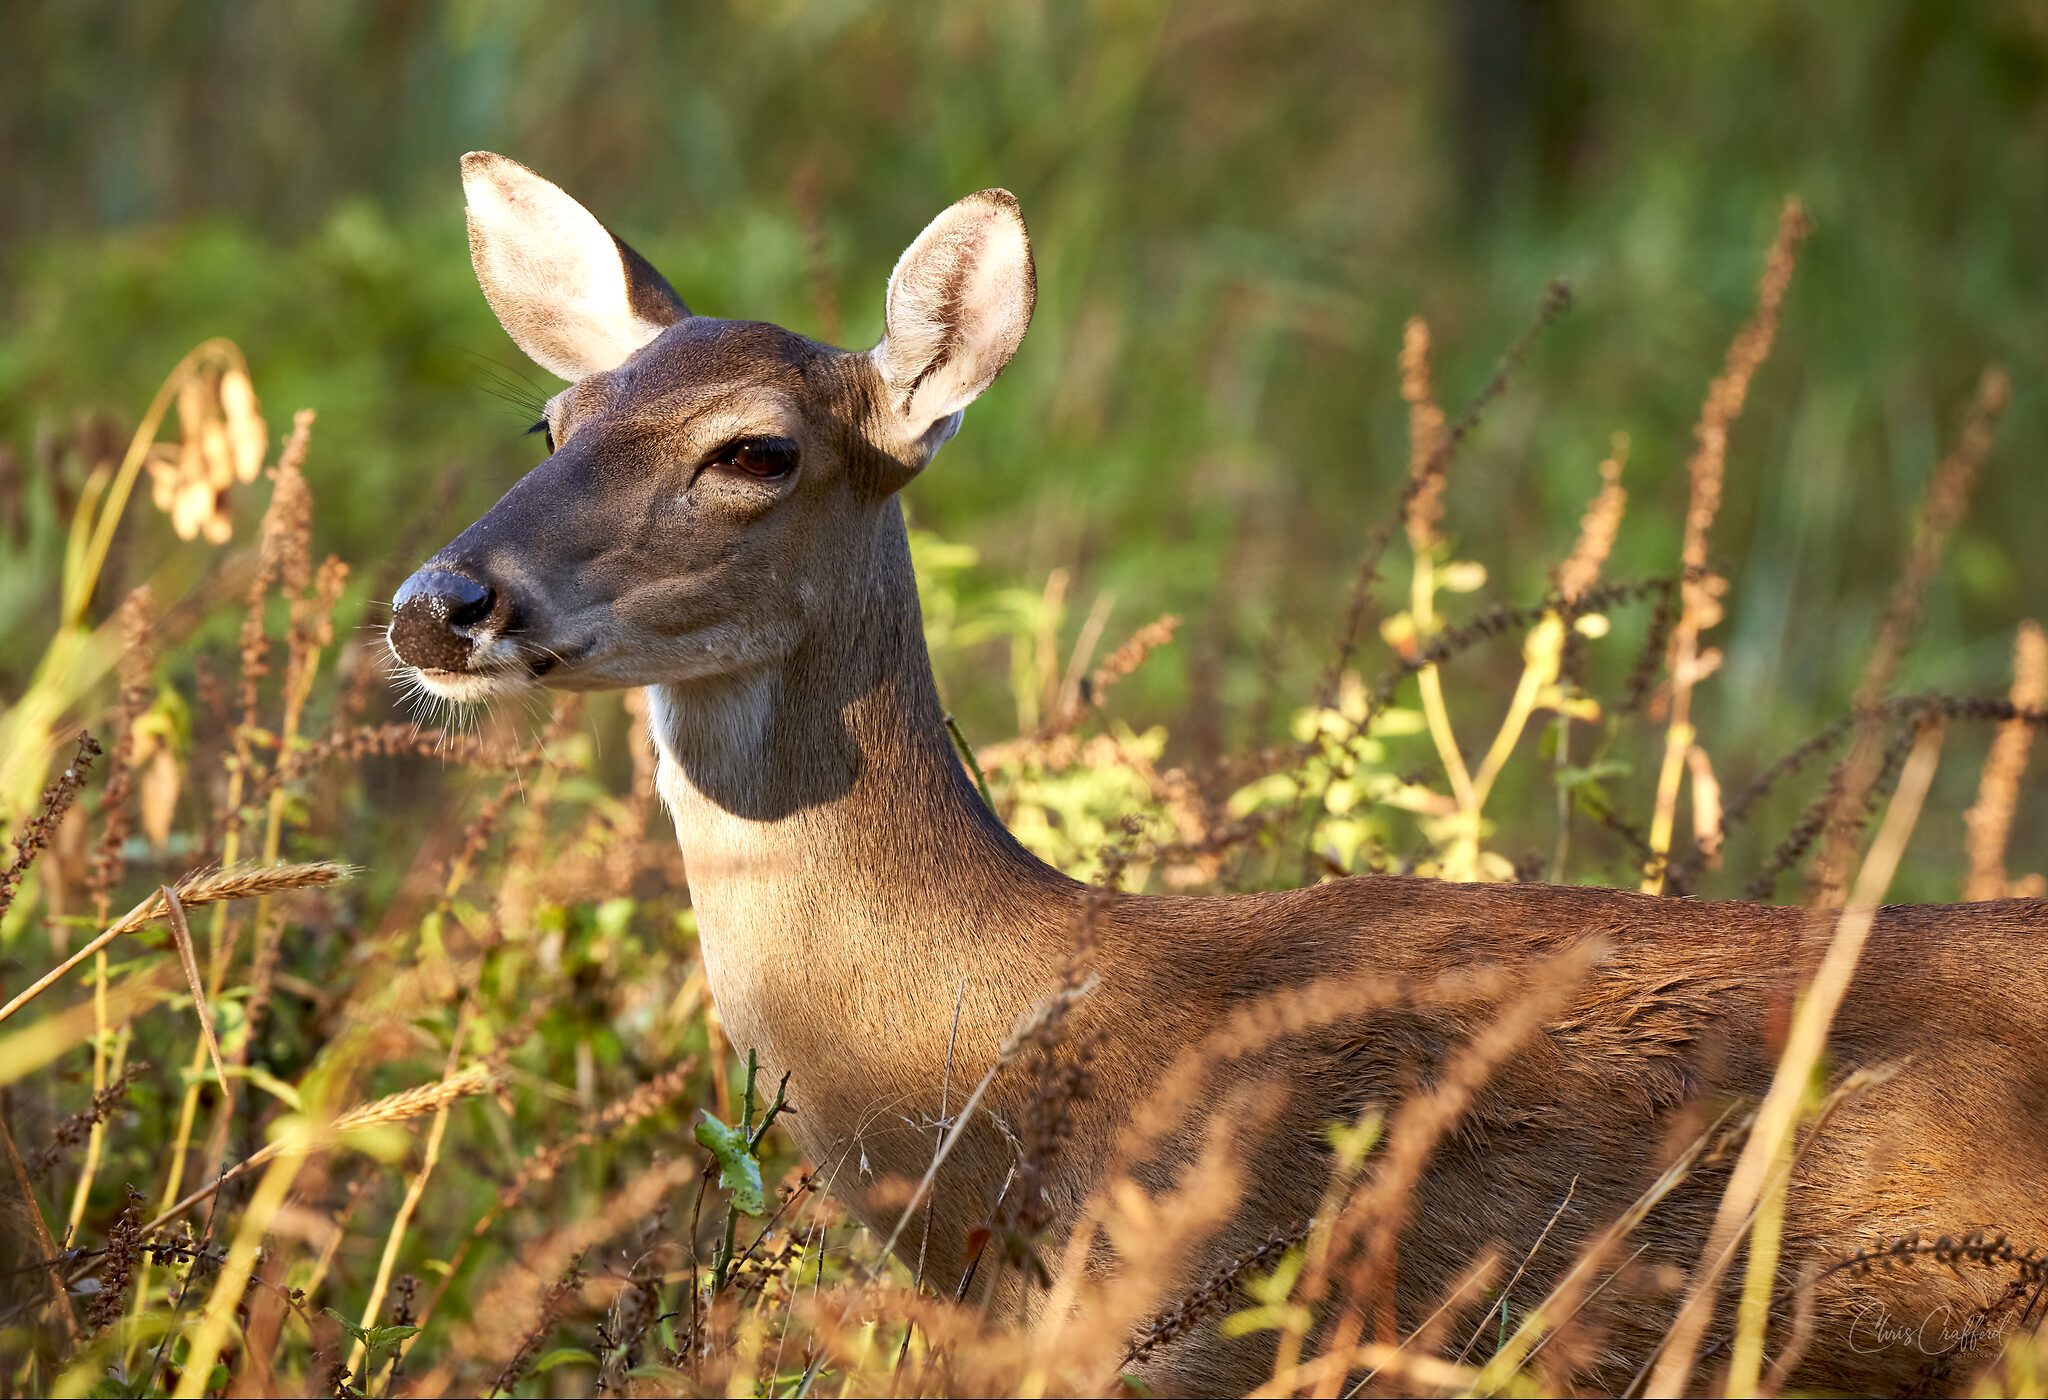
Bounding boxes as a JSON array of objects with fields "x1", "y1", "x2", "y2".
[{"x1": 391, "y1": 153, "x2": 2048, "y2": 1394}]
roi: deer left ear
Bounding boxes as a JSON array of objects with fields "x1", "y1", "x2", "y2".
[
  {"x1": 872, "y1": 189, "x2": 1035, "y2": 459},
  {"x1": 462, "y1": 151, "x2": 690, "y2": 382}
]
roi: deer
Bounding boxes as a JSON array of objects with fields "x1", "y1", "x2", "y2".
[{"x1": 386, "y1": 152, "x2": 2048, "y2": 1395}]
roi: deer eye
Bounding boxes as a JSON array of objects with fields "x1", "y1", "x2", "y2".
[
  {"x1": 710, "y1": 436, "x2": 799, "y2": 480},
  {"x1": 527, "y1": 418, "x2": 555, "y2": 453}
]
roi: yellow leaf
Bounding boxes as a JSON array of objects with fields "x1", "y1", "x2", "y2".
[
  {"x1": 1440, "y1": 560, "x2": 1488, "y2": 592},
  {"x1": 140, "y1": 747, "x2": 181, "y2": 851},
  {"x1": 1379, "y1": 611, "x2": 1419, "y2": 658},
  {"x1": 1687, "y1": 744, "x2": 1724, "y2": 865}
]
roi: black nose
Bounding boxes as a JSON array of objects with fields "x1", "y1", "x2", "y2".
[{"x1": 389, "y1": 569, "x2": 497, "y2": 671}]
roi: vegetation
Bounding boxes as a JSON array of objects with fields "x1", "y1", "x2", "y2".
[{"x1": 2, "y1": 3, "x2": 2045, "y2": 1395}]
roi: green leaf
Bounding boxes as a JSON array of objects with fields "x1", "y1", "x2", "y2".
[
  {"x1": 594, "y1": 896, "x2": 636, "y2": 939},
  {"x1": 321, "y1": 1309, "x2": 417, "y2": 1357},
  {"x1": 532, "y1": 1346, "x2": 598, "y2": 1373},
  {"x1": 238, "y1": 1062, "x2": 303, "y2": 1109},
  {"x1": 1557, "y1": 759, "x2": 1630, "y2": 792},
  {"x1": 695, "y1": 1110, "x2": 766, "y2": 1215},
  {"x1": 324, "y1": 1306, "x2": 370, "y2": 1344}
]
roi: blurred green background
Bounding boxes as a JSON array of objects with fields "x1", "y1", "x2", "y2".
[{"x1": 2, "y1": 0, "x2": 2043, "y2": 887}]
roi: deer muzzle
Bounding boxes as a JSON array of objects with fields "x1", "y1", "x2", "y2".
[{"x1": 389, "y1": 568, "x2": 502, "y2": 673}]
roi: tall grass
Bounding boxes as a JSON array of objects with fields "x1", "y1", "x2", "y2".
[{"x1": 1, "y1": 206, "x2": 2045, "y2": 1399}]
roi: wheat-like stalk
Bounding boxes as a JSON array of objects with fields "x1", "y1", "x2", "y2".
[
  {"x1": 331, "y1": 1062, "x2": 500, "y2": 1134},
  {"x1": 143, "y1": 1063, "x2": 501, "y2": 1233},
  {"x1": 0, "y1": 860, "x2": 352, "y2": 1026}
]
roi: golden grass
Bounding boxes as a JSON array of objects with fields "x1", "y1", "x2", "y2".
[
  {"x1": 1644, "y1": 198, "x2": 1809, "y2": 893},
  {"x1": 0, "y1": 861, "x2": 351, "y2": 1027},
  {"x1": 1963, "y1": 619, "x2": 2047, "y2": 900}
]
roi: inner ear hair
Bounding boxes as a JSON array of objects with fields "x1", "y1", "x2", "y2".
[
  {"x1": 462, "y1": 150, "x2": 691, "y2": 382},
  {"x1": 874, "y1": 188, "x2": 1035, "y2": 447}
]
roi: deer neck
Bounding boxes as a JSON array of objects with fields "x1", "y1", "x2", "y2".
[{"x1": 646, "y1": 501, "x2": 1075, "y2": 1126}]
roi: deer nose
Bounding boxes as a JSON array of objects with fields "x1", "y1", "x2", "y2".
[{"x1": 389, "y1": 569, "x2": 498, "y2": 671}]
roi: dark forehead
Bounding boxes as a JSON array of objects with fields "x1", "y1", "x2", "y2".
[
  {"x1": 622, "y1": 317, "x2": 837, "y2": 395},
  {"x1": 567, "y1": 316, "x2": 876, "y2": 437}
]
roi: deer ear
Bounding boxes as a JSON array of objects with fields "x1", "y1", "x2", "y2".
[
  {"x1": 872, "y1": 189, "x2": 1035, "y2": 454},
  {"x1": 461, "y1": 151, "x2": 690, "y2": 382}
]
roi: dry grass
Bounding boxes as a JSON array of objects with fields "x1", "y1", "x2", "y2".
[
  {"x1": 1644, "y1": 197, "x2": 1810, "y2": 894},
  {"x1": 1, "y1": 202, "x2": 2043, "y2": 1400},
  {"x1": 1963, "y1": 620, "x2": 2046, "y2": 900}
]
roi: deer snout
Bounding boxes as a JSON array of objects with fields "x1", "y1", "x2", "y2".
[{"x1": 389, "y1": 568, "x2": 502, "y2": 672}]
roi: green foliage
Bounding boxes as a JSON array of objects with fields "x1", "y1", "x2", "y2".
[
  {"x1": 324, "y1": 1310, "x2": 421, "y2": 1397},
  {"x1": 693, "y1": 1112, "x2": 766, "y2": 1219},
  {"x1": 3, "y1": 3, "x2": 2044, "y2": 832}
]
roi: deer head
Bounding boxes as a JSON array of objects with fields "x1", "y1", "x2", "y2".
[{"x1": 387, "y1": 152, "x2": 1035, "y2": 707}]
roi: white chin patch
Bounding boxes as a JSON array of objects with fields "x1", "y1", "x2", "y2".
[{"x1": 412, "y1": 668, "x2": 523, "y2": 703}]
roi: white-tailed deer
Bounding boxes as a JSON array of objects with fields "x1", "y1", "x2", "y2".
[{"x1": 389, "y1": 152, "x2": 2047, "y2": 1394}]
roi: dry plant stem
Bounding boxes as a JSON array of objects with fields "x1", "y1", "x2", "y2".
[
  {"x1": 407, "y1": 1055, "x2": 702, "y2": 1351},
  {"x1": 1268, "y1": 1109, "x2": 1380, "y2": 1380},
  {"x1": 0, "y1": 964, "x2": 177, "y2": 1087},
  {"x1": 1477, "y1": 440, "x2": 1629, "y2": 876},
  {"x1": 904, "y1": 975, "x2": 968, "y2": 1357},
  {"x1": 200, "y1": 410, "x2": 319, "y2": 1180},
  {"x1": 0, "y1": 861, "x2": 350, "y2": 1026},
  {"x1": 70, "y1": 600, "x2": 149, "y2": 1250},
  {"x1": 1296, "y1": 283, "x2": 1569, "y2": 872},
  {"x1": 1806, "y1": 367, "x2": 2005, "y2": 903},
  {"x1": 171, "y1": 1131, "x2": 311, "y2": 1400},
  {"x1": 1415, "y1": 555, "x2": 1477, "y2": 812},
  {"x1": 1450, "y1": 1177, "x2": 1578, "y2": 1367},
  {"x1": 139, "y1": 732, "x2": 258, "y2": 1347},
  {"x1": 246, "y1": 421, "x2": 332, "y2": 1041},
  {"x1": 300, "y1": 1178, "x2": 366, "y2": 1306},
  {"x1": 1724, "y1": 1118, "x2": 1796, "y2": 1397},
  {"x1": 1401, "y1": 318, "x2": 1473, "y2": 822},
  {"x1": 162, "y1": 886, "x2": 231, "y2": 1107},
  {"x1": 1418, "y1": 439, "x2": 1626, "y2": 882},
  {"x1": 1063, "y1": 1091, "x2": 1256, "y2": 1397},
  {"x1": 1470, "y1": 1110, "x2": 1732, "y2": 1395},
  {"x1": 1963, "y1": 618, "x2": 2045, "y2": 899},
  {"x1": 1309, "y1": 945, "x2": 1597, "y2": 1395},
  {"x1": 1645, "y1": 721, "x2": 1944, "y2": 1395},
  {"x1": 871, "y1": 973, "x2": 1099, "y2": 1271},
  {"x1": 63, "y1": 1019, "x2": 130, "y2": 1246},
  {"x1": 65, "y1": 946, "x2": 111, "y2": 1244},
  {"x1": 0, "y1": 1109, "x2": 78, "y2": 1346},
  {"x1": 1248, "y1": 1343, "x2": 1477, "y2": 1399},
  {"x1": 1624, "y1": 1064, "x2": 1893, "y2": 1396},
  {"x1": 416, "y1": 1155, "x2": 703, "y2": 1395},
  {"x1": 1039, "y1": 967, "x2": 1514, "y2": 1381},
  {"x1": 1759, "y1": 1263, "x2": 1820, "y2": 1396},
  {"x1": 1468, "y1": 615, "x2": 1564, "y2": 808},
  {"x1": 0, "y1": 731, "x2": 98, "y2": 925},
  {"x1": 1645, "y1": 199, "x2": 1808, "y2": 893},
  {"x1": 1350, "y1": 1248, "x2": 1500, "y2": 1395},
  {"x1": 355, "y1": 760, "x2": 539, "y2": 1375},
  {"x1": 349, "y1": 999, "x2": 474, "y2": 1376}
]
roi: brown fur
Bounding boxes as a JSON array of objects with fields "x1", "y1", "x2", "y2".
[{"x1": 393, "y1": 160, "x2": 2048, "y2": 1394}]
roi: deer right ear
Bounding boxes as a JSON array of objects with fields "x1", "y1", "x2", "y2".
[
  {"x1": 461, "y1": 151, "x2": 690, "y2": 383},
  {"x1": 872, "y1": 189, "x2": 1035, "y2": 462}
]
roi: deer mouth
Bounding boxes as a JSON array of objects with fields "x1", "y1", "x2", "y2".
[
  {"x1": 404, "y1": 636, "x2": 585, "y2": 701},
  {"x1": 407, "y1": 665, "x2": 532, "y2": 704}
]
